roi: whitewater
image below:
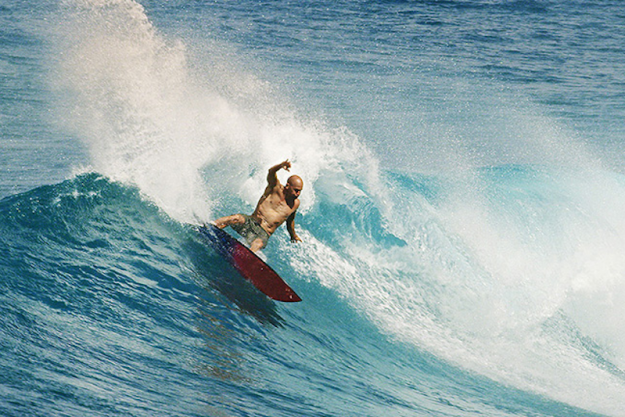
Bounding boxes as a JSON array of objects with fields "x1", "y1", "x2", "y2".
[{"x1": 2, "y1": 0, "x2": 625, "y2": 416}]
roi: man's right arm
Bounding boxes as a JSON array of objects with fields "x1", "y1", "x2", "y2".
[{"x1": 266, "y1": 160, "x2": 291, "y2": 188}]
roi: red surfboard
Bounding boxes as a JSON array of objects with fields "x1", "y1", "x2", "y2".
[{"x1": 198, "y1": 224, "x2": 301, "y2": 302}]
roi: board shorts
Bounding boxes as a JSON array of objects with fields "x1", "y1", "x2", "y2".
[{"x1": 229, "y1": 214, "x2": 270, "y2": 248}]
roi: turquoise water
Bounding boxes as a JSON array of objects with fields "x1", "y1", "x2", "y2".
[{"x1": 2, "y1": 1, "x2": 625, "y2": 416}]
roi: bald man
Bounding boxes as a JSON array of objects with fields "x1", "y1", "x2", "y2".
[{"x1": 213, "y1": 160, "x2": 303, "y2": 252}]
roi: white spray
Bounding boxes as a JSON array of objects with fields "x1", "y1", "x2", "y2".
[{"x1": 54, "y1": 0, "x2": 371, "y2": 223}]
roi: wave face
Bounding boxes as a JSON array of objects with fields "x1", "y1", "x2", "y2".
[
  {"x1": 2, "y1": 0, "x2": 625, "y2": 416},
  {"x1": 4, "y1": 170, "x2": 621, "y2": 417}
]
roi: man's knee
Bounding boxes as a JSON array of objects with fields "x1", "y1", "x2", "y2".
[
  {"x1": 232, "y1": 214, "x2": 245, "y2": 225},
  {"x1": 250, "y1": 238, "x2": 265, "y2": 252},
  {"x1": 215, "y1": 214, "x2": 245, "y2": 228}
]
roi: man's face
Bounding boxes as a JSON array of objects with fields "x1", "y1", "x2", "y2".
[{"x1": 286, "y1": 179, "x2": 303, "y2": 199}]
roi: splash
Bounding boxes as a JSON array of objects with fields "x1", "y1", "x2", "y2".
[{"x1": 53, "y1": 0, "x2": 376, "y2": 223}]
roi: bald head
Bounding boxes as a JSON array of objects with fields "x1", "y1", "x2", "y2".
[
  {"x1": 287, "y1": 175, "x2": 303, "y2": 188},
  {"x1": 285, "y1": 175, "x2": 303, "y2": 201}
]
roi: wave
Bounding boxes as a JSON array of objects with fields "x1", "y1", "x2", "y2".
[
  {"x1": 35, "y1": 0, "x2": 625, "y2": 415},
  {"x1": 288, "y1": 164, "x2": 625, "y2": 415},
  {"x1": 2, "y1": 167, "x2": 623, "y2": 416}
]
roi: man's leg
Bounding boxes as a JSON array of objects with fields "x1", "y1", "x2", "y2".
[
  {"x1": 249, "y1": 238, "x2": 265, "y2": 253},
  {"x1": 213, "y1": 214, "x2": 245, "y2": 229}
]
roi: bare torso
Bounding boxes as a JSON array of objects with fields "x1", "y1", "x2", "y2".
[
  {"x1": 212, "y1": 160, "x2": 302, "y2": 251},
  {"x1": 252, "y1": 182, "x2": 299, "y2": 234}
]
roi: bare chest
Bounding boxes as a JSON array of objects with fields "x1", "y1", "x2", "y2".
[{"x1": 261, "y1": 193, "x2": 294, "y2": 215}]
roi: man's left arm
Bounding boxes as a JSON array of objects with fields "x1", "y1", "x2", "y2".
[{"x1": 286, "y1": 211, "x2": 301, "y2": 242}]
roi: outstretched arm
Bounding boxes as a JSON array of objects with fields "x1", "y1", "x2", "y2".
[
  {"x1": 286, "y1": 211, "x2": 301, "y2": 243},
  {"x1": 266, "y1": 159, "x2": 292, "y2": 188}
]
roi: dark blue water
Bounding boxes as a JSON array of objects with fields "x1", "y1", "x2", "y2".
[{"x1": 2, "y1": 1, "x2": 625, "y2": 416}]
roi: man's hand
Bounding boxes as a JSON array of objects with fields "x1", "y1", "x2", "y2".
[
  {"x1": 291, "y1": 235, "x2": 302, "y2": 243},
  {"x1": 280, "y1": 159, "x2": 292, "y2": 172},
  {"x1": 267, "y1": 159, "x2": 292, "y2": 187}
]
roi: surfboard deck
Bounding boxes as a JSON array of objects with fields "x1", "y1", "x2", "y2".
[{"x1": 198, "y1": 224, "x2": 301, "y2": 302}]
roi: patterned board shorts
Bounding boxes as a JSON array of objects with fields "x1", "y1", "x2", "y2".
[{"x1": 229, "y1": 214, "x2": 270, "y2": 248}]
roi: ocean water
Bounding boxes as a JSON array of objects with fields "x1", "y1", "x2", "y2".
[{"x1": 2, "y1": 0, "x2": 625, "y2": 416}]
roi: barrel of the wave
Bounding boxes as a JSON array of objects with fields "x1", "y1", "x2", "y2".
[{"x1": 198, "y1": 224, "x2": 301, "y2": 302}]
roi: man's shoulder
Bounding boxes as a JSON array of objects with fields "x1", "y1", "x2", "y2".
[
  {"x1": 263, "y1": 180, "x2": 282, "y2": 194},
  {"x1": 291, "y1": 199, "x2": 301, "y2": 211}
]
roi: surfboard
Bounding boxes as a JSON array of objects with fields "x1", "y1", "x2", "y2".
[{"x1": 198, "y1": 223, "x2": 302, "y2": 302}]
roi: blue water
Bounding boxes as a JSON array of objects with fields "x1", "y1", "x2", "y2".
[{"x1": 2, "y1": 1, "x2": 625, "y2": 416}]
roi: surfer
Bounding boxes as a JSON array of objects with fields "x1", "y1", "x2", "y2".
[{"x1": 213, "y1": 160, "x2": 303, "y2": 252}]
